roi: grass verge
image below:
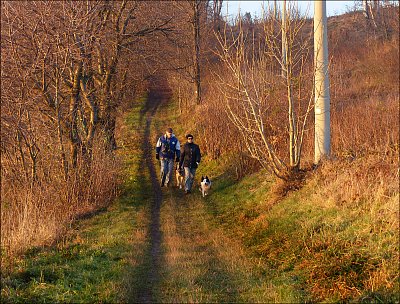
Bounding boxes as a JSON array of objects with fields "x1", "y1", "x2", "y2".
[
  {"x1": 194, "y1": 154, "x2": 399, "y2": 303},
  {"x1": 1, "y1": 97, "x2": 152, "y2": 303}
]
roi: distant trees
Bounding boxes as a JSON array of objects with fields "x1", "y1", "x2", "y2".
[
  {"x1": 163, "y1": 0, "x2": 224, "y2": 111},
  {"x1": 360, "y1": 0, "x2": 399, "y2": 37}
]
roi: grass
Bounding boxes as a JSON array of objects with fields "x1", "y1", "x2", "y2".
[
  {"x1": 1, "y1": 97, "x2": 152, "y2": 303},
  {"x1": 158, "y1": 186, "x2": 286, "y2": 303},
  {"x1": 192, "y1": 154, "x2": 399, "y2": 303},
  {"x1": 142, "y1": 95, "x2": 399, "y2": 302},
  {"x1": 2, "y1": 93, "x2": 398, "y2": 303}
]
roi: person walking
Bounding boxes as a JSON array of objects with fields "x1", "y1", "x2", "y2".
[
  {"x1": 179, "y1": 134, "x2": 201, "y2": 194},
  {"x1": 156, "y1": 127, "x2": 181, "y2": 187}
]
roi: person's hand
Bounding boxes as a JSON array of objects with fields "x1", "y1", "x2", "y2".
[
  {"x1": 196, "y1": 162, "x2": 199, "y2": 166},
  {"x1": 156, "y1": 153, "x2": 160, "y2": 160},
  {"x1": 175, "y1": 157, "x2": 180, "y2": 162}
]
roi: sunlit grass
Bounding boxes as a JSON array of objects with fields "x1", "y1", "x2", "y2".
[
  {"x1": 194, "y1": 155, "x2": 399, "y2": 303},
  {"x1": 2, "y1": 93, "x2": 398, "y2": 303},
  {"x1": 1, "y1": 97, "x2": 152, "y2": 303}
]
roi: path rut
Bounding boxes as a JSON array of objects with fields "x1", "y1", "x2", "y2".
[
  {"x1": 133, "y1": 78, "x2": 171, "y2": 303},
  {"x1": 129, "y1": 79, "x2": 275, "y2": 303}
]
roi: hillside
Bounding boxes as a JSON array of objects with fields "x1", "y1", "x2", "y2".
[{"x1": 1, "y1": 3, "x2": 399, "y2": 303}]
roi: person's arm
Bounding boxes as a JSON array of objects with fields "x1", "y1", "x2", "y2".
[
  {"x1": 156, "y1": 137, "x2": 162, "y2": 159},
  {"x1": 196, "y1": 145, "x2": 201, "y2": 165},
  {"x1": 179, "y1": 144, "x2": 185, "y2": 168},
  {"x1": 175, "y1": 139, "x2": 181, "y2": 162}
]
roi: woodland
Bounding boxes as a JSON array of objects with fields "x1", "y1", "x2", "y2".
[{"x1": 1, "y1": 1, "x2": 399, "y2": 302}]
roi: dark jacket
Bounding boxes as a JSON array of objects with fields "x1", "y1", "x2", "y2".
[
  {"x1": 180, "y1": 142, "x2": 201, "y2": 169},
  {"x1": 156, "y1": 134, "x2": 181, "y2": 160}
]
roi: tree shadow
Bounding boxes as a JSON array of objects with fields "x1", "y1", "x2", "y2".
[{"x1": 128, "y1": 76, "x2": 172, "y2": 303}]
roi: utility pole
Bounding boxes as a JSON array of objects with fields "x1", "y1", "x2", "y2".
[{"x1": 314, "y1": 0, "x2": 330, "y2": 164}]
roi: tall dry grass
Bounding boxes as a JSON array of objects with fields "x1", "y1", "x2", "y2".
[
  {"x1": 1, "y1": 138, "x2": 120, "y2": 265},
  {"x1": 298, "y1": 153, "x2": 399, "y2": 301}
]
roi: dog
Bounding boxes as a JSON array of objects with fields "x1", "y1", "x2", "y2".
[
  {"x1": 199, "y1": 175, "x2": 212, "y2": 197},
  {"x1": 175, "y1": 164, "x2": 185, "y2": 189}
]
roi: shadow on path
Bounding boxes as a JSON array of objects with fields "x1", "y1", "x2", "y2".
[{"x1": 129, "y1": 77, "x2": 172, "y2": 303}]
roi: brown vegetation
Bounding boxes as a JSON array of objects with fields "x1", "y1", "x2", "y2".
[
  {"x1": 188, "y1": 4, "x2": 399, "y2": 178},
  {"x1": 1, "y1": 2, "x2": 398, "y2": 291},
  {"x1": 1, "y1": 0, "x2": 177, "y2": 259}
]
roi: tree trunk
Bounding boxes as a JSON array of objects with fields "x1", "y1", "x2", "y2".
[
  {"x1": 193, "y1": 0, "x2": 202, "y2": 105},
  {"x1": 69, "y1": 62, "x2": 83, "y2": 168},
  {"x1": 282, "y1": 0, "x2": 287, "y2": 77},
  {"x1": 314, "y1": 1, "x2": 331, "y2": 164}
]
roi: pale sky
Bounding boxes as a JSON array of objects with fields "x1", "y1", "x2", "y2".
[{"x1": 224, "y1": 1, "x2": 357, "y2": 18}]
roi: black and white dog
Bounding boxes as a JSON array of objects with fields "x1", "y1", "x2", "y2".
[{"x1": 199, "y1": 176, "x2": 212, "y2": 197}]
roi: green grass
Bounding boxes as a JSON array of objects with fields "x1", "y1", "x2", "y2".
[
  {"x1": 194, "y1": 156, "x2": 399, "y2": 303},
  {"x1": 151, "y1": 97, "x2": 398, "y2": 302},
  {"x1": 2, "y1": 94, "x2": 398, "y2": 303},
  {"x1": 1, "y1": 97, "x2": 152, "y2": 303},
  {"x1": 1, "y1": 203, "x2": 139, "y2": 303}
]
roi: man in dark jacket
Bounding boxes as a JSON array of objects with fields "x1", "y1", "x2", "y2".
[
  {"x1": 179, "y1": 134, "x2": 201, "y2": 194},
  {"x1": 156, "y1": 127, "x2": 181, "y2": 187}
]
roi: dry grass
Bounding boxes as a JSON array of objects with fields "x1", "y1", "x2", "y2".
[
  {"x1": 296, "y1": 153, "x2": 399, "y2": 301},
  {"x1": 159, "y1": 190, "x2": 295, "y2": 303},
  {"x1": 1, "y1": 142, "x2": 120, "y2": 265},
  {"x1": 190, "y1": 147, "x2": 398, "y2": 302},
  {"x1": 312, "y1": 154, "x2": 398, "y2": 208}
]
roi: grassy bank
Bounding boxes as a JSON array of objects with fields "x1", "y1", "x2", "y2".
[
  {"x1": 2, "y1": 93, "x2": 398, "y2": 303},
  {"x1": 194, "y1": 153, "x2": 399, "y2": 302},
  {"x1": 1, "y1": 98, "x2": 152, "y2": 303},
  {"x1": 144, "y1": 94, "x2": 399, "y2": 302}
]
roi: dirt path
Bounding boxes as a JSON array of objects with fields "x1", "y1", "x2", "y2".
[
  {"x1": 131, "y1": 79, "x2": 170, "y2": 303},
  {"x1": 129, "y1": 81, "x2": 276, "y2": 303}
]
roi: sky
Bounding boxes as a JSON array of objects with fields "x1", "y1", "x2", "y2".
[{"x1": 223, "y1": 1, "x2": 357, "y2": 18}]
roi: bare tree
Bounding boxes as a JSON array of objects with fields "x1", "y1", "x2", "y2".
[
  {"x1": 192, "y1": 0, "x2": 202, "y2": 104},
  {"x1": 214, "y1": 3, "x2": 314, "y2": 180},
  {"x1": 1, "y1": 0, "x2": 177, "y2": 257},
  {"x1": 163, "y1": 0, "x2": 212, "y2": 110}
]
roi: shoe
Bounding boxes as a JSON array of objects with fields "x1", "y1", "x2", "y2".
[
  {"x1": 185, "y1": 190, "x2": 191, "y2": 194},
  {"x1": 161, "y1": 183, "x2": 164, "y2": 187}
]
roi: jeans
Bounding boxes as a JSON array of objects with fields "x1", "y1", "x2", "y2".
[
  {"x1": 184, "y1": 167, "x2": 197, "y2": 191},
  {"x1": 160, "y1": 158, "x2": 174, "y2": 186}
]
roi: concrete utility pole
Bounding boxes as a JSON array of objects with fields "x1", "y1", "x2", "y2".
[{"x1": 314, "y1": 0, "x2": 331, "y2": 164}]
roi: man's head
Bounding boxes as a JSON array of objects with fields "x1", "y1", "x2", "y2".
[
  {"x1": 165, "y1": 127, "x2": 173, "y2": 138},
  {"x1": 186, "y1": 134, "x2": 193, "y2": 142}
]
